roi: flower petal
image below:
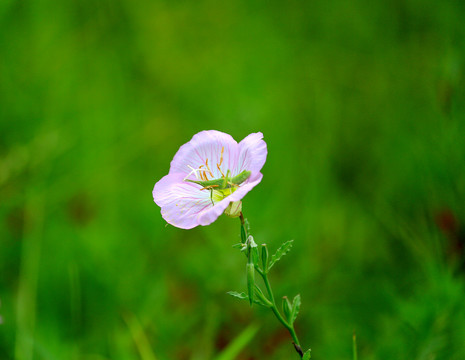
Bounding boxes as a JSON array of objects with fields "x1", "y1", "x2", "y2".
[
  {"x1": 169, "y1": 130, "x2": 239, "y2": 179},
  {"x1": 234, "y1": 132, "x2": 267, "y2": 176},
  {"x1": 153, "y1": 173, "x2": 213, "y2": 229},
  {"x1": 197, "y1": 197, "x2": 232, "y2": 226}
]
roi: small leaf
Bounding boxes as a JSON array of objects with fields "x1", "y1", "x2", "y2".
[
  {"x1": 232, "y1": 243, "x2": 243, "y2": 249},
  {"x1": 227, "y1": 290, "x2": 270, "y2": 307},
  {"x1": 303, "y1": 349, "x2": 311, "y2": 360},
  {"x1": 254, "y1": 285, "x2": 272, "y2": 307},
  {"x1": 290, "y1": 294, "x2": 301, "y2": 324},
  {"x1": 268, "y1": 240, "x2": 294, "y2": 271},
  {"x1": 227, "y1": 291, "x2": 248, "y2": 300}
]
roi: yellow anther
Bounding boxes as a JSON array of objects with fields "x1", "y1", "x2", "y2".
[
  {"x1": 200, "y1": 185, "x2": 219, "y2": 191},
  {"x1": 205, "y1": 158, "x2": 214, "y2": 178},
  {"x1": 219, "y1": 147, "x2": 224, "y2": 166},
  {"x1": 217, "y1": 163, "x2": 225, "y2": 177}
]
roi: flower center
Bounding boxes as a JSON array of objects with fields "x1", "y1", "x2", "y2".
[{"x1": 183, "y1": 146, "x2": 252, "y2": 205}]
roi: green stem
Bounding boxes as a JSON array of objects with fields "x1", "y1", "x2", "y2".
[
  {"x1": 239, "y1": 212, "x2": 245, "y2": 227},
  {"x1": 261, "y1": 271, "x2": 301, "y2": 347},
  {"x1": 238, "y1": 213, "x2": 303, "y2": 358}
]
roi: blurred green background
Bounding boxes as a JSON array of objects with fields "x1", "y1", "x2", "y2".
[{"x1": 1, "y1": 0, "x2": 465, "y2": 359}]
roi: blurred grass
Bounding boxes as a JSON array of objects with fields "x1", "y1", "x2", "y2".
[{"x1": 1, "y1": 0, "x2": 465, "y2": 359}]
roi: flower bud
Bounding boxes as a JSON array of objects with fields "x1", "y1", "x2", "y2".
[
  {"x1": 224, "y1": 201, "x2": 242, "y2": 218},
  {"x1": 246, "y1": 263, "x2": 255, "y2": 306},
  {"x1": 247, "y1": 235, "x2": 257, "y2": 248},
  {"x1": 261, "y1": 244, "x2": 269, "y2": 272},
  {"x1": 282, "y1": 296, "x2": 292, "y2": 323}
]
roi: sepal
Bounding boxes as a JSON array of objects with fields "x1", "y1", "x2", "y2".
[{"x1": 225, "y1": 201, "x2": 242, "y2": 218}]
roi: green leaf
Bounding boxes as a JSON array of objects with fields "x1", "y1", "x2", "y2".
[
  {"x1": 254, "y1": 285, "x2": 272, "y2": 307},
  {"x1": 227, "y1": 291, "x2": 248, "y2": 300},
  {"x1": 290, "y1": 294, "x2": 301, "y2": 324},
  {"x1": 232, "y1": 243, "x2": 243, "y2": 249},
  {"x1": 227, "y1": 290, "x2": 270, "y2": 307},
  {"x1": 267, "y1": 240, "x2": 294, "y2": 271},
  {"x1": 303, "y1": 349, "x2": 311, "y2": 360}
]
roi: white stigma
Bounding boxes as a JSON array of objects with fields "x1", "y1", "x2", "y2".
[{"x1": 184, "y1": 165, "x2": 201, "y2": 181}]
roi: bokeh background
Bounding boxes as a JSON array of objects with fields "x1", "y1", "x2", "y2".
[{"x1": 1, "y1": 0, "x2": 465, "y2": 359}]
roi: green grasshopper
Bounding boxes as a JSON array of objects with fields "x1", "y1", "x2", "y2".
[
  {"x1": 185, "y1": 169, "x2": 251, "y2": 189},
  {"x1": 185, "y1": 170, "x2": 251, "y2": 205}
]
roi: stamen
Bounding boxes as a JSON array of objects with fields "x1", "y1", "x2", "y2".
[
  {"x1": 219, "y1": 147, "x2": 224, "y2": 166},
  {"x1": 205, "y1": 158, "x2": 214, "y2": 178},
  {"x1": 200, "y1": 185, "x2": 219, "y2": 190},
  {"x1": 194, "y1": 165, "x2": 208, "y2": 180},
  {"x1": 217, "y1": 163, "x2": 225, "y2": 177}
]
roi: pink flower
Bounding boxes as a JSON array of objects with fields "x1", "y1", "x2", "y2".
[{"x1": 153, "y1": 130, "x2": 267, "y2": 229}]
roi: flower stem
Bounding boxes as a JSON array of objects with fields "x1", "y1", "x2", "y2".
[
  {"x1": 239, "y1": 212, "x2": 245, "y2": 226},
  {"x1": 261, "y1": 270, "x2": 301, "y2": 347},
  {"x1": 238, "y1": 213, "x2": 304, "y2": 358}
]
